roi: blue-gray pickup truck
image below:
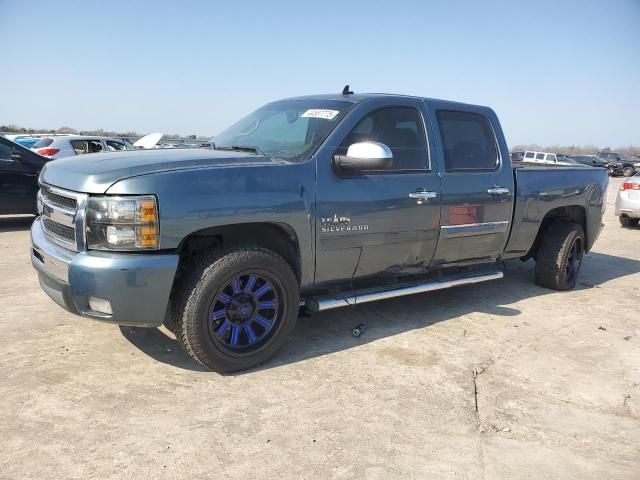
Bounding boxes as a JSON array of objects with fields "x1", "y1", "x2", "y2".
[{"x1": 31, "y1": 91, "x2": 608, "y2": 372}]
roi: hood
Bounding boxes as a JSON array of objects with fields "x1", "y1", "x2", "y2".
[
  {"x1": 40, "y1": 148, "x2": 283, "y2": 193},
  {"x1": 133, "y1": 132, "x2": 163, "y2": 149}
]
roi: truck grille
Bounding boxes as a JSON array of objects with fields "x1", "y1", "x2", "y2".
[
  {"x1": 42, "y1": 218, "x2": 76, "y2": 242},
  {"x1": 41, "y1": 186, "x2": 78, "y2": 210},
  {"x1": 39, "y1": 185, "x2": 85, "y2": 251}
]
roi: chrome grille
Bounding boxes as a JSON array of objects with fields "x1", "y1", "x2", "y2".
[
  {"x1": 42, "y1": 218, "x2": 75, "y2": 242},
  {"x1": 39, "y1": 185, "x2": 86, "y2": 251},
  {"x1": 41, "y1": 186, "x2": 77, "y2": 210}
]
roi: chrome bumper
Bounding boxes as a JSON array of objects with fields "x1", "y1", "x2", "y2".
[{"x1": 31, "y1": 217, "x2": 180, "y2": 327}]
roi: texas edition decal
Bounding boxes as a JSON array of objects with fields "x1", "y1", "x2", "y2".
[{"x1": 320, "y1": 214, "x2": 369, "y2": 233}]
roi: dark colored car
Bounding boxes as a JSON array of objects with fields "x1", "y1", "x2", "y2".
[
  {"x1": 31, "y1": 92, "x2": 609, "y2": 372},
  {"x1": 597, "y1": 152, "x2": 636, "y2": 176},
  {"x1": 556, "y1": 154, "x2": 576, "y2": 164},
  {"x1": 510, "y1": 151, "x2": 524, "y2": 162},
  {"x1": 0, "y1": 136, "x2": 49, "y2": 215},
  {"x1": 570, "y1": 155, "x2": 609, "y2": 168}
]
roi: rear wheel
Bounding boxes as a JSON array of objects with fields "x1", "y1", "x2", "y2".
[
  {"x1": 619, "y1": 216, "x2": 639, "y2": 227},
  {"x1": 535, "y1": 222, "x2": 584, "y2": 291},
  {"x1": 172, "y1": 246, "x2": 298, "y2": 372}
]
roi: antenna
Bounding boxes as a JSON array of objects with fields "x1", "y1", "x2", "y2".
[{"x1": 342, "y1": 84, "x2": 354, "y2": 95}]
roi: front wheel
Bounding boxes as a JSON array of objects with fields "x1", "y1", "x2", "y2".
[
  {"x1": 623, "y1": 166, "x2": 634, "y2": 177},
  {"x1": 171, "y1": 246, "x2": 299, "y2": 372},
  {"x1": 535, "y1": 222, "x2": 585, "y2": 291}
]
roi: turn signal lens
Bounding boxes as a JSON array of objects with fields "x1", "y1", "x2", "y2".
[
  {"x1": 138, "y1": 226, "x2": 158, "y2": 249},
  {"x1": 138, "y1": 199, "x2": 157, "y2": 223}
]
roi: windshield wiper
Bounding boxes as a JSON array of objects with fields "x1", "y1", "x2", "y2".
[{"x1": 215, "y1": 145, "x2": 264, "y2": 155}]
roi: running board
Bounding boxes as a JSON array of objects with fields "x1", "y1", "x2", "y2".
[{"x1": 306, "y1": 270, "x2": 504, "y2": 312}]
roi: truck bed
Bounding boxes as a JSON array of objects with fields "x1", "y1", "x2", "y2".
[{"x1": 503, "y1": 163, "x2": 609, "y2": 259}]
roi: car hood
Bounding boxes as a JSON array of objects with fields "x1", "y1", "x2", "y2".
[{"x1": 40, "y1": 148, "x2": 286, "y2": 193}]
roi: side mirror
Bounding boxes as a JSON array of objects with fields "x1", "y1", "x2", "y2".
[{"x1": 334, "y1": 141, "x2": 393, "y2": 171}]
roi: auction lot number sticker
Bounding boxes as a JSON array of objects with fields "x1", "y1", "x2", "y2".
[{"x1": 301, "y1": 109, "x2": 340, "y2": 120}]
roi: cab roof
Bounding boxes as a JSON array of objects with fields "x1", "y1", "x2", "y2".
[{"x1": 280, "y1": 92, "x2": 490, "y2": 111}]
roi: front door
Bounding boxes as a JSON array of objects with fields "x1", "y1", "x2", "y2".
[
  {"x1": 314, "y1": 99, "x2": 441, "y2": 286},
  {"x1": 428, "y1": 107, "x2": 515, "y2": 266}
]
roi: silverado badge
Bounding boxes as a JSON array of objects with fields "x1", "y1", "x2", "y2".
[{"x1": 321, "y1": 214, "x2": 369, "y2": 233}]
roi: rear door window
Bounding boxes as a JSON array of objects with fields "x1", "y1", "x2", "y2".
[
  {"x1": 545, "y1": 154, "x2": 556, "y2": 162},
  {"x1": 106, "y1": 140, "x2": 126, "y2": 151},
  {"x1": 87, "y1": 140, "x2": 103, "y2": 153},
  {"x1": 436, "y1": 110, "x2": 499, "y2": 171},
  {"x1": 535, "y1": 153, "x2": 545, "y2": 160},
  {"x1": 71, "y1": 140, "x2": 89, "y2": 154}
]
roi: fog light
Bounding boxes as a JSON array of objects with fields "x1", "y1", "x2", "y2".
[{"x1": 89, "y1": 297, "x2": 113, "y2": 315}]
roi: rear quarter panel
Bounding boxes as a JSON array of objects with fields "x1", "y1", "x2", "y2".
[{"x1": 503, "y1": 165, "x2": 608, "y2": 258}]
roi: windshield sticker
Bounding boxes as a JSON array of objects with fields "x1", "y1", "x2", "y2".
[{"x1": 301, "y1": 109, "x2": 340, "y2": 120}]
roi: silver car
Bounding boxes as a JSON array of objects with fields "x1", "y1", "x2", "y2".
[
  {"x1": 615, "y1": 172, "x2": 640, "y2": 227},
  {"x1": 31, "y1": 135, "x2": 135, "y2": 160}
]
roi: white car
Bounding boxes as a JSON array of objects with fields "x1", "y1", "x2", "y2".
[
  {"x1": 522, "y1": 151, "x2": 573, "y2": 165},
  {"x1": 31, "y1": 135, "x2": 135, "y2": 160},
  {"x1": 615, "y1": 172, "x2": 640, "y2": 227}
]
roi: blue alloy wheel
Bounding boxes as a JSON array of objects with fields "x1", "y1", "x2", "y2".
[
  {"x1": 564, "y1": 238, "x2": 582, "y2": 284},
  {"x1": 207, "y1": 271, "x2": 284, "y2": 352}
]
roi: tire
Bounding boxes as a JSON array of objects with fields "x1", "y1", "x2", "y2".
[
  {"x1": 171, "y1": 245, "x2": 298, "y2": 372},
  {"x1": 623, "y1": 166, "x2": 634, "y2": 177},
  {"x1": 534, "y1": 222, "x2": 585, "y2": 291},
  {"x1": 619, "y1": 216, "x2": 640, "y2": 227}
]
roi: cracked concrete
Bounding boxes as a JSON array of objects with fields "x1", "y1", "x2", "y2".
[{"x1": 1, "y1": 176, "x2": 639, "y2": 479}]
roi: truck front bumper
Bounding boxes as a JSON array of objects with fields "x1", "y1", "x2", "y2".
[{"x1": 30, "y1": 217, "x2": 179, "y2": 327}]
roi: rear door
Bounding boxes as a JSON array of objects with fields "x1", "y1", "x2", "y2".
[{"x1": 427, "y1": 106, "x2": 514, "y2": 266}]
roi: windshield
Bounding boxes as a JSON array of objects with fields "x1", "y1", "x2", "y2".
[{"x1": 213, "y1": 99, "x2": 353, "y2": 161}]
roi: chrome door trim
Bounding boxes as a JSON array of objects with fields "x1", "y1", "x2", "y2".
[{"x1": 440, "y1": 221, "x2": 509, "y2": 239}]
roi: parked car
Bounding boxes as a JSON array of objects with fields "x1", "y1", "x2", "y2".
[
  {"x1": 570, "y1": 155, "x2": 610, "y2": 168},
  {"x1": 597, "y1": 152, "x2": 637, "y2": 176},
  {"x1": 510, "y1": 151, "x2": 524, "y2": 162},
  {"x1": 11, "y1": 136, "x2": 42, "y2": 148},
  {"x1": 522, "y1": 151, "x2": 574, "y2": 165},
  {"x1": 556, "y1": 154, "x2": 576, "y2": 164},
  {"x1": 31, "y1": 91, "x2": 609, "y2": 372},
  {"x1": 615, "y1": 172, "x2": 640, "y2": 227},
  {"x1": 0, "y1": 136, "x2": 49, "y2": 215},
  {"x1": 31, "y1": 135, "x2": 135, "y2": 160}
]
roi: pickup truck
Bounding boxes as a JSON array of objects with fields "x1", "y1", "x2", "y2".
[{"x1": 31, "y1": 91, "x2": 609, "y2": 372}]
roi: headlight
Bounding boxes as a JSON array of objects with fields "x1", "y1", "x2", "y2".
[{"x1": 86, "y1": 196, "x2": 159, "y2": 250}]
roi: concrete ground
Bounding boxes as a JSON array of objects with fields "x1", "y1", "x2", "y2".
[{"x1": 0, "y1": 177, "x2": 638, "y2": 480}]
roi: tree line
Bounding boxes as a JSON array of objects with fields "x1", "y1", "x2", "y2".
[{"x1": 0, "y1": 124, "x2": 208, "y2": 141}]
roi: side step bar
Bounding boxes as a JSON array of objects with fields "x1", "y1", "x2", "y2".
[{"x1": 306, "y1": 270, "x2": 504, "y2": 312}]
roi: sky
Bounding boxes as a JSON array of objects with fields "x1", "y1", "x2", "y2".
[{"x1": 0, "y1": 0, "x2": 638, "y2": 147}]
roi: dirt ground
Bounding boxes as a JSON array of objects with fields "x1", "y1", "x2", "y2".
[{"x1": 0, "y1": 176, "x2": 638, "y2": 480}]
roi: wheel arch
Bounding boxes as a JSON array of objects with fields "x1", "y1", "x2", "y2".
[
  {"x1": 524, "y1": 205, "x2": 587, "y2": 261},
  {"x1": 175, "y1": 222, "x2": 302, "y2": 284}
]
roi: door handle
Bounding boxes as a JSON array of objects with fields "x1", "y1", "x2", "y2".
[
  {"x1": 487, "y1": 186, "x2": 510, "y2": 195},
  {"x1": 409, "y1": 191, "x2": 438, "y2": 200}
]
